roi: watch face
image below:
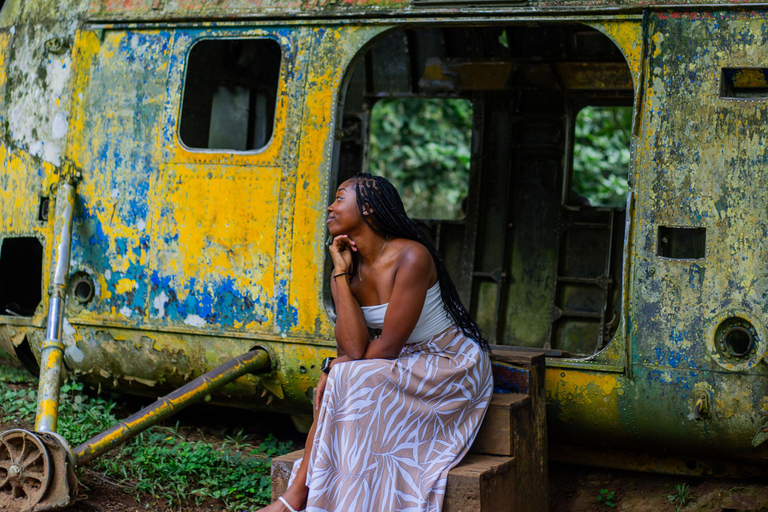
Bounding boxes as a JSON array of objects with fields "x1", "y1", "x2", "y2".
[{"x1": 321, "y1": 357, "x2": 334, "y2": 373}]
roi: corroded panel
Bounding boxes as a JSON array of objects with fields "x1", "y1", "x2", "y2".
[
  {"x1": 65, "y1": 29, "x2": 172, "y2": 323},
  {"x1": 633, "y1": 11, "x2": 768, "y2": 373},
  {"x1": 5, "y1": 21, "x2": 78, "y2": 167},
  {"x1": 87, "y1": 0, "x2": 405, "y2": 21}
]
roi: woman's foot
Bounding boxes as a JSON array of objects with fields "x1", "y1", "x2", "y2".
[
  {"x1": 256, "y1": 496, "x2": 301, "y2": 512},
  {"x1": 256, "y1": 485, "x2": 308, "y2": 512}
]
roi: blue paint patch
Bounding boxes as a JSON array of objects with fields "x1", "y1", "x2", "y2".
[
  {"x1": 150, "y1": 272, "x2": 269, "y2": 327},
  {"x1": 274, "y1": 279, "x2": 299, "y2": 332},
  {"x1": 492, "y1": 363, "x2": 529, "y2": 394},
  {"x1": 77, "y1": 203, "x2": 109, "y2": 247}
]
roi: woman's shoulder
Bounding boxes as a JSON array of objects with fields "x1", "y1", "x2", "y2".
[
  {"x1": 390, "y1": 238, "x2": 431, "y2": 260},
  {"x1": 390, "y1": 239, "x2": 434, "y2": 276}
]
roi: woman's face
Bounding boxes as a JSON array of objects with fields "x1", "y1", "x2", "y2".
[{"x1": 326, "y1": 180, "x2": 362, "y2": 236}]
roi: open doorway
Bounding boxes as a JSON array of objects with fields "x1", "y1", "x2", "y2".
[{"x1": 332, "y1": 24, "x2": 633, "y2": 357}]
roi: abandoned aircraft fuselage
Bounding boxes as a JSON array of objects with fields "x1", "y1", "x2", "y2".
[{"x1": 0, "y1": 0, "x2": 767, "y2": 475}]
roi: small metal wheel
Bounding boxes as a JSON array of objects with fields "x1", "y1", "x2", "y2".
[{"x1": 0, "y1": 429, "x2": 52, "y2": 512}]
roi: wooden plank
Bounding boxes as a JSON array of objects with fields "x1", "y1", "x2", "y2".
[
  {"x1": 443, "y1": 453, "x2": 517, "y2": 512},
  {"x1": 471, "y1": 393, "x2": 530, "y2": 456}
]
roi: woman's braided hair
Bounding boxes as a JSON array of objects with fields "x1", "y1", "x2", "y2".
[{"x1": 352, "y1": 172, "x2": 490, "y2": 352}]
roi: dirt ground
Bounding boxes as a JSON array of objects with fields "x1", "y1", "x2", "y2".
[
  {"x1": 2, "y1": 356, "x2": 768, "y2": 512},
  {"x1": 56, "y1": 463, "x2": 768, "y2": 512},
  {"x1": 59, "y1": 459, "x2": 768, "y2": 512},
  {"x1": 549, "y1": 463, "x2": 768, "y2": 512}
]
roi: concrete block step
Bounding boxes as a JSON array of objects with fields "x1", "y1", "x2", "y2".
[
  {"x1": 471, "y1": 392, "x2": 531, "y2": 457},
  {"x1": 271, "y1": 450, "x2": 517, "y2": 512}
]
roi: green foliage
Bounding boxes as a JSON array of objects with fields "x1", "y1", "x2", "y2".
[
  {"x1": 498, "y1": 30, "x2": 509, "y2": 48},
  {"x1": 0, "y1": 387, "x2": 37, "y2": 423},
  {"x1": 56, "y1": 381, "x2": 117, "y2": 446},
  {"x1": 0, "y1": 362, "x2": 36, "y2": 384},
  {"x1": 597, "y1": 488, "x2": 616, "y2": 508},
  {"x1": 369, "y1": 98, "x2": 473, "y2": 220},
  {"x1": 573, "y1": 106, "x2": 632, "y2": 207},
  {"x1": 668, "y1": 482, "x2": 692, "y2": 511},
  {"x1": 96, "y1": 430, "x2": 293, "y2": 509},
  {"x1": 0, "y1": 380, "x2": 116, "y2": 443}
]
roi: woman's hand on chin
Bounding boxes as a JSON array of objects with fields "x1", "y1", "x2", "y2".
[{"x1": 329, "y1": 234, "x2": 356, "y2": 274}]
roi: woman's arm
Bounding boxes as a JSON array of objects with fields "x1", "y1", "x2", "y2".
[
  {"x1": 329, "y1": 235, "x2": 370, "y2": 359},
  {"x1": 331, "y1": 270, "x2": 370, "y2": 358},
  {"x1": 339, "y1": 243, "x2": 433, "y2": 361},
  {"x1": 363, "y1": 243, "x2": 433, "y2": 358}
]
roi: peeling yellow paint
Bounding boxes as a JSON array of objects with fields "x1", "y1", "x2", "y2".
[
  {"x1": 289, "y1": 25, "x2": 388, "y2": 337},
  {"x1": 116, "y1": 278, "x2": 137, "y2": 293},
  {"x1": 590, "y1": 20, "x2": 644, "y2": 88}
]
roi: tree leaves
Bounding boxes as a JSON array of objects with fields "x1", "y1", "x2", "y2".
[
  {"x1": 573, "y1": 106, "x2": 632, "y2": 207},
  {"x1": 369, "y1": 98, "x2": 472, "y2": 219}
]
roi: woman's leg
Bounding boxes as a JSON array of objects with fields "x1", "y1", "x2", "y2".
[{"x1": 257, "y1": 415, "x2": 317, "y2": 511}]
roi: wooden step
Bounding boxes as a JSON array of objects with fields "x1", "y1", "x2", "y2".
[
  {"x1": 471, "y1": 392, "x2": 531, "y2": 457},
  {"x1": 443, "y1": 453, "x2": 516, "y2": 512},
  {"x1": 486, "y1": 347, "x2": 548, "y2": 512},
  {"x1": 271, "y1": 450, "x2": 517, "y2": 512}
]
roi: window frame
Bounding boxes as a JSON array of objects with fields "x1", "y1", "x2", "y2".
[{"x1": 173, "y1": 33, "x2": 286, "y2": 160}]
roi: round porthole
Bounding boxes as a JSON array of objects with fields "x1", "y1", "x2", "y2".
[
  {"x1": 706, "y1": 310, "x2": 766, "y2": 372},
  {"x1": 715, "y1": 317, "x2": 758, "y2": 361},
  {"x1": 70, "y1": 272, "x2": 96, "y2": 305}
]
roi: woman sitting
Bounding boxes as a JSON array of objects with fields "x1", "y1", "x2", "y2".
[{"x1": 260, "y1": 173, "x2": 493, "y2": 512}]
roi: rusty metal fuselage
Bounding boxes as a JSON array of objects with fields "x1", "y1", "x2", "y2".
[{"x1": 0, "y1": 0, "x2": 767, "y2": 475}]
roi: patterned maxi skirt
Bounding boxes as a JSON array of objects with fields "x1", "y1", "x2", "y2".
[{"x1": 290, "y1": 326, "x2": 493, "y2": 512}]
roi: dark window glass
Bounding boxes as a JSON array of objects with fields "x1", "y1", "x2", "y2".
[{"x1": 0, "y1": 237, "x2": 43, "y2": 317}]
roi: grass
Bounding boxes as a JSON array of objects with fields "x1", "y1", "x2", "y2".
[
  {"x1": 0, "y1": 356, "x2": 293, "y2": 511},
  {"x1": 96, "y1": 428, "x2": 291, "y2": 509},
  {"x1": 0, "y1": 358, "x2": 36, "y2": 383},
  {"x1": 668, "y1": 482, "x2": 692, "y2": 511}
]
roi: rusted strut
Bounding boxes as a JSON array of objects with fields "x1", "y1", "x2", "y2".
[{"x1": 74, "y1": 347, "x2": 271, "y2": 466}]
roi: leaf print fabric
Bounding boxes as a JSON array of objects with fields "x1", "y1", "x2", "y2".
[{"x1": 290, "y1": 327, "x2": 493, "y2": 512}]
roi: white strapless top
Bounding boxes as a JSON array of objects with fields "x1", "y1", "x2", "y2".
[{"x1": 360, "y1": 282, "x2": 454, "y2": 344}]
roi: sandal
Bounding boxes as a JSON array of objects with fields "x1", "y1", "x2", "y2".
[{"x1": 278, "y1": 496, "x2": 304, "y2": 512}]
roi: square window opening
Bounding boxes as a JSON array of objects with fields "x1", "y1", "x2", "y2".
[
  {"x1": 179, "y1": 38, "x2": 281, "y2": 152},
  {"x1": 0, "y1": 237, "x2": 44, "y2": 317},
  {"x1": 657, "y1": 226, "x2": 706, "y2": 260},
  {"x1": 720, "y1": 68, "x2": 768, "y2": 99}
]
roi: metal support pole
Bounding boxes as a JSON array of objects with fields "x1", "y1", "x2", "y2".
[
  {"x1": 74, "y1": 348, "x2": 271, "y2": 466},
  {"x1": 35, "y1": 181, "x2": 77, "y2": 433}
]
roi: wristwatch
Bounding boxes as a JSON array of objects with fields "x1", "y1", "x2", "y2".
[{"x1": 321, "y1": 357, "x2": 335, "y2": 374}]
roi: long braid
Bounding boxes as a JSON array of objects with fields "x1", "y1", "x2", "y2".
[{"x1": 353, "y1": 173, "x2": 490, "y2": 352}]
